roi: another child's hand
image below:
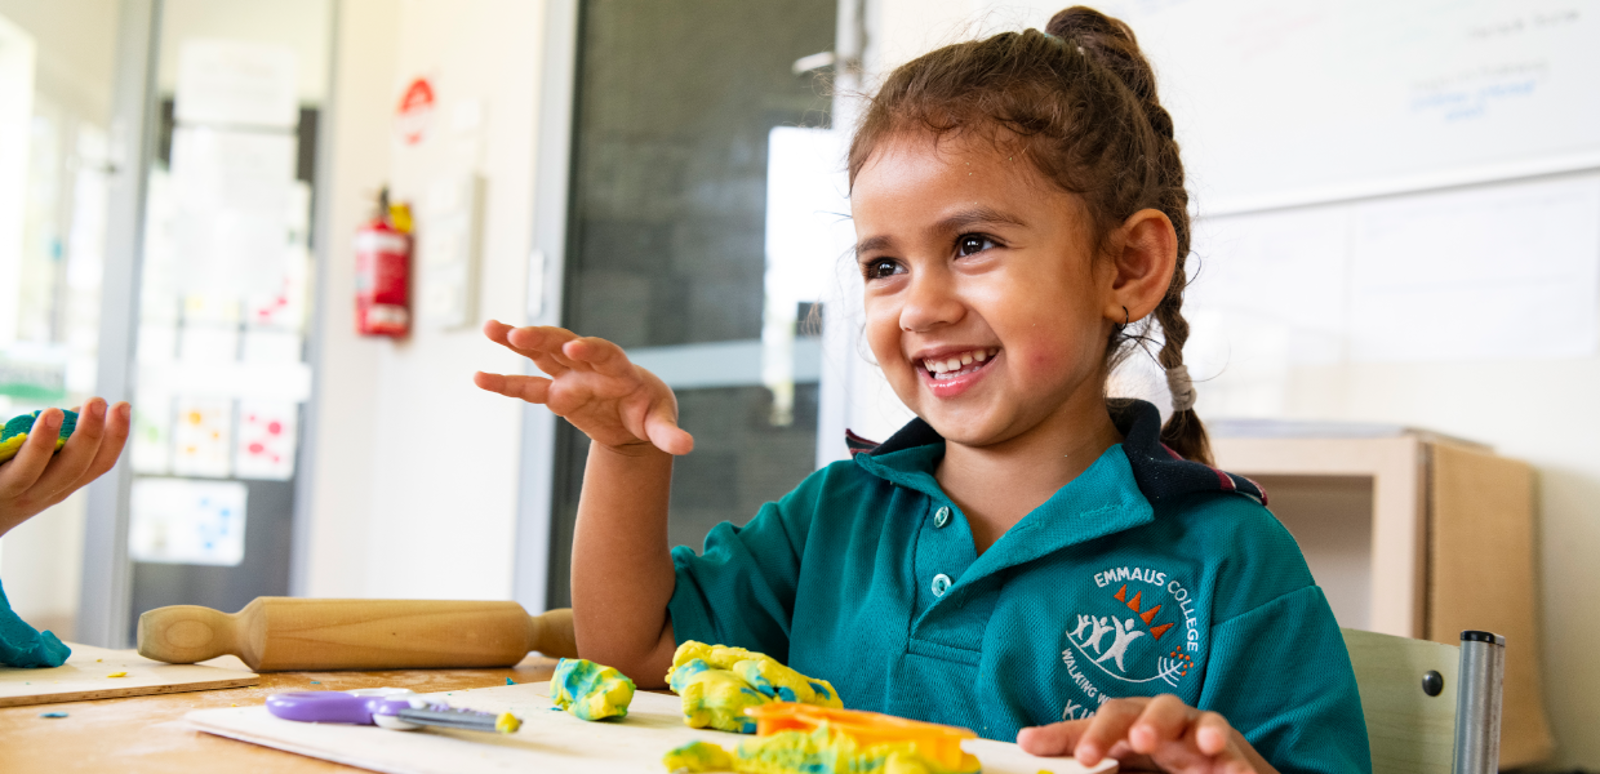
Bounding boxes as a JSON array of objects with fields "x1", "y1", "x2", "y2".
[
  {"x1": 475, "y1": 320, "x2": 694, "y2": 456},
  {"x1": 0, "y1": 399, "x2": 132, "y2": 538},
  {"x1": 1017, "y1": 695, "x2": 1278, "y2": 774}
]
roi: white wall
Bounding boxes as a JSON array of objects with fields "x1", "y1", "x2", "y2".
[
  {"x1": 303, "y1": 0, "x2": 540, "y2": 601},
  {"x1": 869, "y1": 1, "x2": 1600, "y2": 768}
]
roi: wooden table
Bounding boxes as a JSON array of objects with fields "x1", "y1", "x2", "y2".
[{"x1": 0, "y1": 655, "x2": 559, "y2": 773}]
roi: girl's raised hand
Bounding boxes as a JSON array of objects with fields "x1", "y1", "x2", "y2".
[
  {"x1": 0, "y1": 399, "x2": 132, "y2": 538},
  {"x1": 474, "y1": 320, "x2": 694, "y2": 456},
  {"x1": 1016, "y1": 695, "x2": 1278, "y2": 774}
]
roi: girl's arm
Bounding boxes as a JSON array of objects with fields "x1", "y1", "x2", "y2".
[{"x1": 475, "y1": 320, "x2": 689, "y2": 684}]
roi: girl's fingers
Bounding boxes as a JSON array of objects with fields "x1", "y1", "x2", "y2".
[
  {"x1": 1016, "y1": 721, "x2": 1089, "y2": 757},
  {"x1": 1194, "y1": 711, "x2": 1234, "y2": 756},
  {"x1": 474, "y1": 372, "x2": 553, "y2": 404},
  {"x1": 75, "y1": 402, "x2": 131, "y2": 488},
  {"x1": 1074, "y1": 698, "x2": 1145, "y2": 764},
  {"x1": 28, "y1": 399, "x2": 107, "y2": 501},
  {"x1": 563, "y1": 337, "x2": 636, "y2": 379},
  {"x1": 483, "y1": 320, "x2": 578, "y2": 375},
  {"x1": 1128, "y1": 694, "x2": 1192, "y2": 754},
  {"x1": 644, "y1": 404, "x2": 695, "y2": 456},
  {"x1": 505, "y1": 325, "x2": 584, "y2": 374},
  {"x1": 0, "y1": 409, "x2": 63, "y2": 497}
]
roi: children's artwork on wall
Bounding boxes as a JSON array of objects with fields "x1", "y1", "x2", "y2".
[
  {"x1": 245, "y1": 243, "x2": 309, "y2": 331},
  {"x1": 171, "y1": 397, "x2": 233, "y2": 478},
  {"x1": 129, "y1": 477, "x2": 248, "y2": 566},
  {"x1": 130, "y1": 394, "x2": 174, "y2": 475},
  {"x1": 234, "y1": 400, "x2": 297, "y2": 480}
]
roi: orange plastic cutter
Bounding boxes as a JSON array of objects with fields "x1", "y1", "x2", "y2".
[{"x1": 744, "y1": 702, "x2": 976, "y2": 771}]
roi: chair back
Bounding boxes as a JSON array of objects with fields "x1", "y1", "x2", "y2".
[{"x1": 1341, "y1": 628, "x2": 1459, "y2": 774}]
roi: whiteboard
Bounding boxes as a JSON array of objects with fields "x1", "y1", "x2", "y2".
[{"x1": 998, "y1": 0, "x2": 1600, "y2": 214}]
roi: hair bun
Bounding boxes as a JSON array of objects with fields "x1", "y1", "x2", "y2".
[{"x1": 1045, "y1": 6, "x2": 1172, "y2": 139}]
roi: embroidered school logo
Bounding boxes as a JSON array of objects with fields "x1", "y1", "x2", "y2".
[{"x1": 1059, "y1": 566, "x2": 1202, "y2": 709}]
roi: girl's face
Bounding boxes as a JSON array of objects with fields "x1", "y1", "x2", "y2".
[{"x1": 851, "y1": 131, "x2": 1119, "y2": 451}]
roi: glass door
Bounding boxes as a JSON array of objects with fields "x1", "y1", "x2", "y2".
[
  {"x1": 123, "y1": 0, "x2": 332, "y2": 642},
  {"x1": 545, "y1": 0, "x2": 839, "y2": 607}
]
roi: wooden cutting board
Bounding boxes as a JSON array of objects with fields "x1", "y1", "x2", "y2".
[
  {"x1": 187, "y1": 681, "x2": 1115, "y2": 774},
  {"x1": 0, "y1": 643, "x2": 258, "y2": 708}
]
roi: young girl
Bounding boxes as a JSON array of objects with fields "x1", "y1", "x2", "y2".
[{"x1": 475, "y1": 7, "x2": 1369, "y2": 773}]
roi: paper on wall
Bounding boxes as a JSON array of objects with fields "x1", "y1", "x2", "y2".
[
  {"x1": 129, "y1": 477, "x2": 248, "y2": 566},
  {"x1": 178, "y1": 325, "x2": 240, "y2": 362},
  {"x1": 170, "y1": 127, "x2": 296, "y2": 296},
  {"x1": 171, "y1": 397, "x2": 233, "y2": 478},
  {"x1": 244, "y1": 243, "x2": 310, "y2": 331},
  {"x1": 234, "y1": 400, "x2": 297, "y2": 481},
  {"x1": 175, "y1": 40, "x2": 298, "y2": 129}
]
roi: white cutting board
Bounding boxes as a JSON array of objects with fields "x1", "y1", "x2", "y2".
[
  {"x1": 0, "y1": 643, "x2": 257, "y2": 707},
  {"x1": 187, "y1": 681, "x2": 1115, "y2": 774}
]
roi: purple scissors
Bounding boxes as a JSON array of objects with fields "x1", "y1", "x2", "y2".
[{"x1": 266, "y1": 688, "x2": 521, "y2": 733}]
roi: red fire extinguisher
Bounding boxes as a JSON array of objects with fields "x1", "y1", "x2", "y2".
[{"x1": 354, "y1": 188, "x2": 412, "y2": 338}]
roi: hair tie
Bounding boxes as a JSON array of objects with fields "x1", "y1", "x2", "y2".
[{"x1": 1166, "y1": 365, "x2": 1196, "y2": 413}]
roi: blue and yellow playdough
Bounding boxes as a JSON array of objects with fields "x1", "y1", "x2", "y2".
[
  {"x1": 664, "y1": 641, "x2": 843, "y2": 734},
  {"x1": 0, "y1": 409, "x2": 77, "y2": 464},
  {"x1": 662, "y1": 740, "x2": 736, "y2": 772},
  {"x1": 661, "y1": 725, "x2": 981, "y2": 774},
  {"x1": 550, "y1": 657, "x2": 637, "y2": 721}
]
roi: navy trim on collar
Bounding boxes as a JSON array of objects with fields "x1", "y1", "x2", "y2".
[{"x1": 847, "y1": 399, "x2": 1267, "y2": 506}]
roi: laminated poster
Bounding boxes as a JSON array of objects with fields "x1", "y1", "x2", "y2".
[
  {"x1": 234, "y1": 400, "x2": 297, "y2": 481},
  {"x1": 171, "y1": 398, "x2": 233, "y2": 478},
  {"x1": 129, "y1": 477, "x2": 248, "y2": 566}
]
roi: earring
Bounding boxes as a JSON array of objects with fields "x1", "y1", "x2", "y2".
[{"x1": 1121, "y1": 306, "x2": 1129, "y2": 328}]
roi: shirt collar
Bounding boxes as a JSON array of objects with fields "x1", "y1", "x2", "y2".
[
  {"x1": 849, "y1": 399, "x2": 1266, "y2": 587},
  {"x1": 850, "y1": 398, "x2": 1265, "y2": 515}
]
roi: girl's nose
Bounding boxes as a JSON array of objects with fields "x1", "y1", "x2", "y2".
[{"x1": 898, "y1": 271, "x2": 965, "y2": 332}]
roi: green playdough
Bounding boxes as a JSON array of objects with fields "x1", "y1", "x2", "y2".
[
  {"x1": 0, "y1": 578, "x2": 71, "y2": 668},
  {"x1": 551, "y1": 657, "x2": 636, "y2": 721},
  {"x1": 0, "y1": 409, "x2": 78, "y2": 464},
  {"x1": 665, "y1": 642, "x2": 843, "y2": 734},
  {"x1": 661, "y1": 726, "x2": 980, "y2": 774}
]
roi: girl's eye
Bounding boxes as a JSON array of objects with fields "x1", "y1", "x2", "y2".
[
  {"x1": 863, "y1": 258, "x2": 902, "y2": 280},
  {"x1": 956, "y1": 234, "x2": 997, "y2": 257}
]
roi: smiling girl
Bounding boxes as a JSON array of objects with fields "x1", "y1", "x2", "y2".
[{"x1": 475, "y1": 6, "x2": 1369, "y2": 773}]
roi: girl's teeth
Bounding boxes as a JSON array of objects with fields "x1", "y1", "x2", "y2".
[{"x1": 923, "y1": 349, "x2": 996, "y2": 375}]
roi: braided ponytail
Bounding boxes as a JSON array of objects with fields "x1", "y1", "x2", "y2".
[
  {"x1": 1049, "y1": 7, "x2": 1211, "y2": 465},
  {"x1": 849, "y1": 5, "x2": 1213, "y2": 465}
]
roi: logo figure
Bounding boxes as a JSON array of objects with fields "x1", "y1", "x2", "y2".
[
  {"x1": 1094, "y1": 617, "x2": 1145, "y2": 672},
  {"x1": 1063, "y1": 583, "x2": 1193, "y2": 688}
]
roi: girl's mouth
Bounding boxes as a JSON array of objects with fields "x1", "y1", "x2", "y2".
[{"x1": 919, "y1": 347, "x2": 999, "y2": 394}]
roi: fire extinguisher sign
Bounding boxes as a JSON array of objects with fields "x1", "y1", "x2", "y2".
[{"x1": 396, "y1": 77, "x2": 435, "y2": 146}]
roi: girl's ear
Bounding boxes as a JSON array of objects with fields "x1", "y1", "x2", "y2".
[{"x1": 1104, "y1": 208, "x2": 1178, "y2": 323}]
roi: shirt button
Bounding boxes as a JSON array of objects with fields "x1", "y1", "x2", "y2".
[
  {"x1": 934, "y1": 506, "x2": 951, "y2": 528},
  {"x1": 931, "y1": 573, "x2": 952, "y2": 597}
]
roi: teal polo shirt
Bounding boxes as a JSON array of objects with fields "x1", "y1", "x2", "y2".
[{"x1": 668, "y1": 400, "x2": 1370, "y2": 774}]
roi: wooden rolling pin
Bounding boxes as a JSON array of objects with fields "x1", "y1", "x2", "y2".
[{"x1": 137, "y1": 597, "x2": 579, "y2": 671}]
